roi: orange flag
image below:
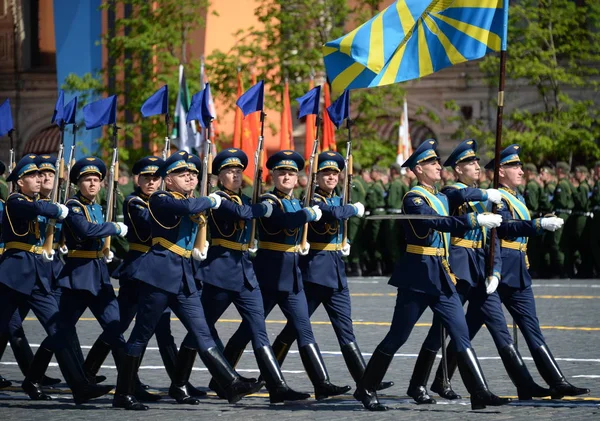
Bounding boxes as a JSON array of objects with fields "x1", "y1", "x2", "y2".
[
  {"x1": 304, "y1": 79, "x2": 316, "y2": 164},
  {"x1": 280, "y1": 80, "x2": 294, "y2": 150},
  {"x1": 233, "y1": 71, "x2": 243, "y2": 149},
  {"x1": 322, "y1": 83, "x2": 336, "y2": 151}
]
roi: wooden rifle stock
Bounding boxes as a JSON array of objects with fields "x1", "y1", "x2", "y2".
[
  {"x1": 42, "y1": 125, "x2": 65, "y2": 255},
  {"x1": 193, "y1": 125, "x2": 212, "y2": 252},
  {"x1": 8, "y1": 130, "x2": 15, "y2": 194},
  {"x1": 102, "y1": 125, "x2": 119, "y2": 258},
  {"x1": 341, "y1": 131, "x2": 353, "y2": 248},
  {"x1": 247, "y1": 111, "x2": 266, "y2": 249},
  {"x1": 58, "y1": 125, "x2": 77, "y2": 250},
  {"x1": 300, "y1": 117, "x2": 321, "y2": 250}
]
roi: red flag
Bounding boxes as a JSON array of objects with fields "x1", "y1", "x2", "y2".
[
  {"x1": 304, "y1": 79, "x2": 316, "y2": 164},
  {"x1": 280, "y1": 80, "x2": 294, "y2": 150},
  {"x1": 233, "y1": 71, "x2": 243, "y2": 149},
  {"x1": 322, "y1": 83, "x2": 336, "y2": 151}
]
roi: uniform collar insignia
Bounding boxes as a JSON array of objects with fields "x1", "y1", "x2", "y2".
[
  {"x1": 315, "y1": 186, "x2": 334, "y2": 198},
  {"x1": 273, "y1": 188, "x2": 293, "y2": 200},
  {"x1": 499, "y1": 185, "x2": 518, "y2": 196},
  {"x1": 222, "y1": 187, "x2": 240, "y2": 197},
  {"x1": 418, "y1": 183, "x2": 438, "y2": 195},
  {"x1": 77, "y1": 191, "x2": 95, "y2": 205}
]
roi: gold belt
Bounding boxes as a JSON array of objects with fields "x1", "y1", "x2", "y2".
[
  {"x1": 405, "y1": 244, "x2": 446, "y2": 257},
  {"x1": 258, "y1": 241, "x2": 299, "y2": 253},
  {"x1": 152, "y1": 237, "x2": 192, "y2": 258},
  {"x1": 5, "y1": 242, "x2": 44, "y2": 255},
  {"x1": 211, "y1": 238, "x2": 249, "y2": 251},
  {"x1": 129, "y1": 243, "x2": 150, "y2": 253},
  {"x1": 451, "y1": 237, "x2": 482, "y2": 249},
  {"x1": 68, "y1": 250, "x2": 104, "y2": 259},
  {"x1": 0, "y1": 247, "x2": 3, "y2": 255},
  {"x1": 500, "y1": 240, "x2": 527, "y2": 253},
  {"x1": 311, "y1": 242, "x2": 343, "y2": 251}
]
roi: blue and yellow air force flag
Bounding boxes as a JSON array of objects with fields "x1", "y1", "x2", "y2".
[{"x1": 323, "y1": 0, "x2": 508, "y2": 92}]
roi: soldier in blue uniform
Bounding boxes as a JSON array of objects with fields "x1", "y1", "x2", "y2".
[
  {"x1": 406, "y1": 140, "x2": 550, "y2": 403},
  {"x1": 266, "y1": 151, "x2": 393, "y2": 392},
  {"x1": 176, "y1": 148, "x2": 309, "y2": 404},
  {"x1": 471, "y1": 145, "x2": 589, "y2": 398},
  {"x1": 55, "y1": 157, "x2": 129, "y2": 387},
  {"x1": 78, "y1": 156, "x2": 165, "y2": 402},
  {"x1": 223, "y1": 150, "x2": 352, "y2": 401},
  {"x1": 0, "y1": 155, "x2": 112, "y2": 404},
  {"x1": 113, "y1": 151, "x2": 259, "y2": 411},
  {"x1": 353, "y1": 140, "x2": 509, "y2": 411}
]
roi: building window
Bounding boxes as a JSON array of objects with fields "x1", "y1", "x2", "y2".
[{"x1": 22, "y1": 0, "x2": 56, "y2": 70}]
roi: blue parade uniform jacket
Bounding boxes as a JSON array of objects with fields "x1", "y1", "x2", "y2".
[
  {"x1": 57, "y1": 192, "x2": 120, "y2": 295},
  {"x1": 197, "y1": 189, "x2": 266, "y2": 292}
]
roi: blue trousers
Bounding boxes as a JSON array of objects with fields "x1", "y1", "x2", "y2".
[
  {"x1": 277, "y1": 282, "x2": 356, "y2": 347},
  {"x1": 227, "y1": 288, "x2": 316, "y2": 351},
  {"x1": 125, "y1": 283, "x2": 216, "y2": 356},
  {"x1": 496, "y1": 284, "x2": 545, "y2": 350},
  {"x1": 422, "y1": 280, "x2": 513, "y2": 351},
  {"x1": 182, "y1": 283, "x2": 270, "y2": 350},
  {"x1": 378, "y1": 289, "x2": 472, "y2": 355},
  {"x1": 0, "y1": 283, "x2": 67, "y2": 351},
  {"x1": 58, "y1": 286, "x2": 126, "y2": 351},
  {"x1": 98, "y1": 280, "x2": 176, "y2": 349}
]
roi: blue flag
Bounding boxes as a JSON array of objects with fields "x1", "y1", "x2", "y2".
[
  {"x1": 141, "y1": 85, "x2": 169, "y2": 117},
  {"x1": 0, "y1": 99, "x2": 14, "y2": 136},
  {"x1": 296, "y1": 85, "x2": 321, "y2": 119},
  {"x1": 187, "y1": 83, "x2": 214, "y2": 129},
  {"x1": 52, "y1": 90, "x2": 65, "y2": 126},
  {"x1": 236, "y1": 80, "x2": 264, "y2": 117},
  {"x1": 83, "y1": 95, "x2": 117, "y2": 129},
  {"x1": 63, "y1": 97, "x2": 78, "y2": 125},
  {"x1": 326, "y1": 89, "x2": 350, "y2": 129}
]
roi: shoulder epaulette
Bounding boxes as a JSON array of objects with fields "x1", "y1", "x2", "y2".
[{"x1": 260, "y1": 192, "x2": 284, "y2": 210}]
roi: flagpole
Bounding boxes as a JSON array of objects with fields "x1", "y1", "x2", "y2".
[{"x1": 247, "y1": 110, "x2": 266, "y2": 249}]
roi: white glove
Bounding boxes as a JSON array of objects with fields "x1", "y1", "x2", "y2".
[
  {"x1": 42, "y1": 249, "x2": 55, "y2": 262},
  {"x1": 476, "y1": 213, "x2": 503, "y2": 228},
  {"x1": 116, "y1": 222, "x2": 128, "y2": 237},
  {"x1": 485, "y1": 275, "x2": 499, "y2": 295},
  {"x1": 485, "y1": 189, "x2": 503, "y2": 205},
  {"x1": 310, "y1": 205, "x2": 322, "y2": 222},
  {"x1": 59, "y1": 245, "x2": 69, "y2": 255},
  {"x1": 249, "y1": 239, "x2": 258, "y2": 254},
  {"x1": 209, "y1": 193, "x2": 222, "y2": 209},
  {"x1": 262, "y1": 201, "x2": 273, "y2": 218},
  {"x1": 104, "y1": 250, "x2": 114, "y2": 264},
  {"x1": 353, "y1": 202, "x2": 365, "y2": 218},
  {"x1": 56, "y1": 204, "x2": 69, "y2": 220},
  {"x1": 192, "y1": 241, "x2": 210, "y2": 262},
  {"x1": 299, "y1": 242, "x2": 310, "y2": 256},
  {"x1": 341, "y1": 243, "x2": 351, "y2": 257},
  {"x1": 540, "y1": 217, "x2": 564, "y2": 232}
]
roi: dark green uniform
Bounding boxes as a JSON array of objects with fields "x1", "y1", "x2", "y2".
[
  {"x1": 99, "y1": 185, "x2": 128, "y2": 262},
  {"x1": 550, "y1": 177, "x2": 574, "y2": 277},
  {"x1": 565, "y1": 177, "x2": 592, "y2": 277},
  {"x1": 348, "y1": 176, "x2": 367, "y2": 275},
  {"x1": 0, "y1": 177, "x2": 8, "y2": 201},
  {"x1": 524, "y1": 178, "x2": 542, "y2": 277},
  {"x1": 590, "y1": 178, "x2": 600, "y2": 275},
  {"x1": 383, "y1": 177, "x2": 408, "y2": 271},
  {"x1": 364, "y1": 179, "x2": 386, "y2": 275}
]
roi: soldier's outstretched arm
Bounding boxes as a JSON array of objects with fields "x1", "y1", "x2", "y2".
[
  {"x1": 403, "y1": 193, "x2": 478, "y2": 233},
  {"x1": 443, "y1": 186, "x2": 488, "y2": 209},
  {"x1": 262, "y1": 198, "x2": 318, "y2": 229},
  {"x1": 65, "y1": 202, "x2": 120, "y2": 238},
  {"x1": 151, "y1": 193, "x2": 216, "y2": 216},
  {"x1": 314, "y1": 200, "x2": 358, "y2": 221},
  {"x1": 216, "y1": 197, "x2": 268, "y2": 220},
  {"x1": 495, "y1": 200, "x2": 543, "y2": 238},
  {"x1": 7, "y1": 194, "x2": 61, "y2": 220}
]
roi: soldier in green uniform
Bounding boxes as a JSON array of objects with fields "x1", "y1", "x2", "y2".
[
  {"x1": 565, "y1": 166, "x2": 593, "y2": 277},
  {"x1": 523, "y1": 163, "x2": 542, "y2": 278},
  {"x1": 550, "y1": 162, "x2": 574, "y2": 278},
  {"x1": 0, "y1": 160, "x2": 8, "y2": 201},
  {"x1": 384, "y1": 163, "x2": 408, "y2": 271},
  {"x1": 347, "y1": 161, "x2": 367, "y2": 276},
  {"x1": 589, "y1": 162, "x2": 600, "y2": 276},
  {"x1": 99, "y1": 181, "x2": 128, "y2": 269},
  {"x1": 364, "y1": 166, "x2": 387, "y2": 276},
  {"x1": 538, "y1": 167, "x2": 555, "y2": 276}
]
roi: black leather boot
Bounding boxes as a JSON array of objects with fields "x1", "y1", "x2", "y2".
[
  {"x1": 54, "y1": 343, "x2": 114, "y2": 405},
  {"x1": 22, "y1": 347, "x2": 53, "y2": 400},
  {"x1": 430, "y1": 345, "x2": 461, "y2": 400},
  {"x1": 111, "y1": 348, "x2": 161, "y2": 403},
  {"x1": 199, "y1": 346, "x2": 262, "y2": 404},
  {"x1": 112, "y1": 353, "x2": 149, "y2": 410},
  {"x1": 168, "y1": 346, "x2": 201, "y2": 405},
  {"x1": 498, "y1": 344, "x2": 550, "y2": 400},
  {"x1": 531, "y1": 344, "x2": 589, "y2": 398},
  {"x1": 353, "y1": 347, "x2": 393, "y2": 411},
  {"x1": 299, "y1": 343, "x2": 351, "y2": 400},
  {"x1": 84, "y1": 338, "x2": 111, "y2": 384},
  {"x1": 254, "y1": 345, "x2": 310, "y2": 403},
  {"x1": 159, "y1": 342, "x2": 206, "y2": 398},
  {"x1": 456, "y1": 348, "x2": 512, "y2": 410},
  {"x1": 11, "y1": 329, "x2": 61, "y2": 386},
  {"x1": 71, "y1": 334, "x2": 105, "y2": 384},
  {"x1": 209, "y1": 340, "x2": 261, "y2": 398},
  {"x1": 406, "y1": 347, "x2": 437, "y2": 404},
  {"x1": 0, "y1": 334, "x2": 13, "y2": 389},
  {"x1": 340, "y1": 342, "x2": 394, "y2": 391},
  {"x1": 347, "y1": 262, "x2": 362, "y2": 277}
]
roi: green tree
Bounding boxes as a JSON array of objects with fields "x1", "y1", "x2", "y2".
[
  {"x1": 63, "y1": 0, "x2": 208, "y2": 165},
  {"x1": 449, "y1": 0, "x2": 600, "y2": 166},
  {"x1": 206, "y1": 0, "x2": 406, "y2": 167}
]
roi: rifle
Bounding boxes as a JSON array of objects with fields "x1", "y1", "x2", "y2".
[
  {"x1": 247, "y1": 110, "x2": 266, "y2": 249},
  {"x1": 41, "y1": 123, "x2": 65, "y2": 256},
  {"x1": 341, "y1": 118, "x2": 352, "y2": 249},
  {"x1": 7, "y1": 129, "x2": 15, "y2": 193},
  {"x1": 300, "y1": 116, "x2": 321, "y2": 250},
  {"x1": 193, "y1": 123, "x2": 213, "y2": 254},
  {"x1": 102, "y1": 124, "x2": 119, "y2": 259},
  {"x1": 57, "y1": 124, "x2": 77, "y2": 251},
  {"x1": 161, "y1": 113, "x2": 171, "y2": 190}
]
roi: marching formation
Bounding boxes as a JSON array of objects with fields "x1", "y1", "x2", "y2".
[{"x1": 0, "y1": 136, "x2": 591, "y2": 412}]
